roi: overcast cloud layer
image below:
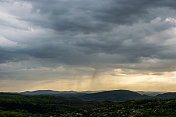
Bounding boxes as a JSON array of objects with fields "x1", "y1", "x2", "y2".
[{"x1": 1, "y1": 0, "x2": 176, "y2": 91}]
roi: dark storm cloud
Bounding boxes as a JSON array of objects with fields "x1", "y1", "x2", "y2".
[
  {"x1": 1, "y1": 0, "x2": 176, "y2": 80},
  {"x1": 25, "y1": 0, "x2": 176, "y2": 33},
  {"x1": 27, "y1": 0, "x2": 152, "y2": 33}
]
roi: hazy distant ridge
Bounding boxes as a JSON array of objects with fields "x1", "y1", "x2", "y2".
[{"x1": 9, "y1": 90, "x2": 176, "y2": 102}]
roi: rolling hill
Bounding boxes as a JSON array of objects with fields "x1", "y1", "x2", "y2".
[
  {"x1": 6, "y1": 90, "x2": 176, "y2": 102},
  {"x1": 80, "y1": 90, "x2": 150, "y2": 101},
  {"x1": 20, "y1": 90, "x2": 88, "y2": 97},
  {"x1": 1, "y1": 92, "x2": 176, "y2": 117},
  {"x1": 156, "y1": 92, "x2": 176, "y2": 99}
]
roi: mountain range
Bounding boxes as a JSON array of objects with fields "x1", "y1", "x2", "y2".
[{"x1": 6, "y1": 90, "x2": 176, "y2": 102}]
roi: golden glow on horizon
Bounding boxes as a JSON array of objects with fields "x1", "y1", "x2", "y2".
[{"x1": 1, "y1": 71, "x2": 176, "y2": 92}]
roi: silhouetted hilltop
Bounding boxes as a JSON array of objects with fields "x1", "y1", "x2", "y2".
[
  {"x1": 20, "y1": 90, "x2": 88, "y2": 97},
  {"x1": 80, "y1": 90, "x2": 150, "y2": 101},
  {"x1": 8, "y1": 90, "x2": 176, "y2": 102}
]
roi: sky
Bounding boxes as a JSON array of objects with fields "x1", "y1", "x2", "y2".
[{"x1": 1, "y1": 0, "x2": 176, "y2": 92}]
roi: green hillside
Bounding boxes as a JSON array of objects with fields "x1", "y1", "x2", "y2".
[
  {"x1": 64, "y1": 98, "x2": 176, "y2": 117},
  {"x1": 1, "y1": 92, "x2": 176, "y2": 117},
  {"x1": 0, "y1": 93, "x2": 108, "y2": 117}
]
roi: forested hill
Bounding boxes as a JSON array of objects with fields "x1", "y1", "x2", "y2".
[
  {"x1": 1, "y1": 92, "x2": 176, "y2": 117},
  {"x1": 80, "y1": 90, "x2": 150, "y2": 101}
]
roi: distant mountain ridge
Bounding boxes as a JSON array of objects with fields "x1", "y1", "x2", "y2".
[
  {"x1": 6, "y1": 90, "x2": 176, "y2": 102},
  {"x1": 137, "y1": 91, "x2": 165, "y2": 96},
  {"x1": 20, "y1": 90, "x2": 94, "y2": 97},
  {"x1": 155, "y1": 92, "x2": 176, "y2": 99},
  {"x1": 80, "y1": 90, "x2": 150, "y2": 101}
]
